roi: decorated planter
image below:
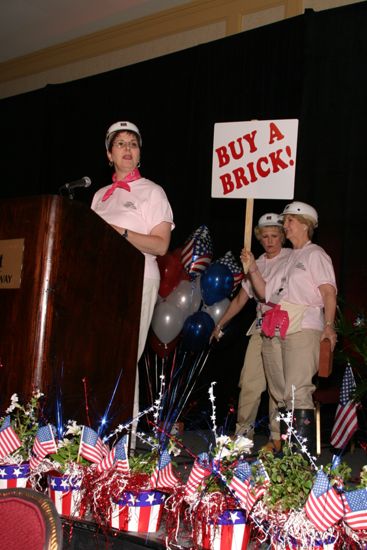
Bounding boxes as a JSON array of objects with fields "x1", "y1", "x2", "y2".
[
  {"x1": 198, "y1": 509, "x2": 251, "y2": 550},
  {"x1": 48, "y1": 473, "x2": 84, "y2": 519},
  {"x1": 0, "y1": 463, "x2": 30, "y2": 489},
  {"x1": 110, "y1": 490, "x2": 166, "y2": 533}
]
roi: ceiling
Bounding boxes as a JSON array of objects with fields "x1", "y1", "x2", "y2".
[{"x1": 0, "y1": 0, "x2": 191, "y2": 64}]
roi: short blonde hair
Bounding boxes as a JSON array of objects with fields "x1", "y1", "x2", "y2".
[{"x1": 254, "y1": 225, "x2": 285, "y2": 245}]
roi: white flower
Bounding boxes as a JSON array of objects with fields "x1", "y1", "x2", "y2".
[
  {"x1": 233, "y1": 436, "x2": 254, "y2": 454},
  {"x1": 5, "y1": 393, "x2": 20, "y2": 413},
  {"x1": 214, "y1": 446, "x2": 232, "y2": 460},
  {"x1": 58, "y1": 438, "x2": 72, "y2": 449},
  {"x1": 65, "y1": 420, "x2": 81, "y2": 436}
]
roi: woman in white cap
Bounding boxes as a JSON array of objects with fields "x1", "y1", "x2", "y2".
[
  {"x1": 212, "y1": 213, "x2": 292, "y2": 452},
  {"x1": 244, "y1": 201, "x2": 337, "y2": 453},
  {"x1": 91, "y1": 121, "x2": 174, "y2": 443}
]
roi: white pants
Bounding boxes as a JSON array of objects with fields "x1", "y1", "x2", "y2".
[{"x1": 131, "y1": 278, "x2": 159, "y2": 450}]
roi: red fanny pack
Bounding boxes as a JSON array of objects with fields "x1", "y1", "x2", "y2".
[{"x1": 261, "y1": 304, "x2": 290, "y2": 339}]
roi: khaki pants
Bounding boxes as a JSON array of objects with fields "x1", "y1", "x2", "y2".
[
  {"x1": 261, "y1": 329, "x2": 321, "y2": 410},
  {"x1": 236, "y1": 333, "x2": 279, "y2": 440}
]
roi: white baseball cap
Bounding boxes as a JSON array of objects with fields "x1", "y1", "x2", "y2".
[
  {"x1": 281, "y1": 201, "x2": 318, "y2": 227},
  {"x1": 105, "y1": 121, "x2": 142, "y2": 149}
]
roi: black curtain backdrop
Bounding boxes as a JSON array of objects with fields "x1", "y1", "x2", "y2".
[{"x1": 1, "y1": 3, "x2": 367, "y2": 424}]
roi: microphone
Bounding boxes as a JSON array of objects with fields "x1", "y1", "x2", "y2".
[{"x1": 62, "y1": 176, "x2": 92, "y2": 190}]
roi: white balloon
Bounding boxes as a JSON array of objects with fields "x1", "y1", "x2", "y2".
[
  {"x1": 202, "y1": 298, "x2": 230, "y2": 324},
  {"x1": 151, "y1": 300, "x2": 185, "y2": 344},
  {"x1": 167, "y1": 279, "x2": 202, "y2": 315}
]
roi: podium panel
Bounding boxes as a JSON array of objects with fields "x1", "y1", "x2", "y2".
[{"x1": 0, "y1": 195, "x2": 144, "y2": 429}]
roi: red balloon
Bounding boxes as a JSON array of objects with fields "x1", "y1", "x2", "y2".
[
  {"x1": 148, "y1": 331, "x2": 180, "y2": 358},
  {"x1": 157, "y1": 251, "x2": 185, "y2": 298}
]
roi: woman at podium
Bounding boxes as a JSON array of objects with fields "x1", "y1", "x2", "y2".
[
  {"x1": 91, "y1": 121, "x2": 174, "y2": 445},
  {"x1": 91, "y1": 120, "x2": 174, "y2": 359}
]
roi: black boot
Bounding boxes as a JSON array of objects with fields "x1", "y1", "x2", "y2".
[{"x1": 292, "y1": 409, "x2": 315, "y2": 456}]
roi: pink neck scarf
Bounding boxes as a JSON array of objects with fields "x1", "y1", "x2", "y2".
[{"x1": 101, "y1": 168, "x2": 141, "y2": 202}]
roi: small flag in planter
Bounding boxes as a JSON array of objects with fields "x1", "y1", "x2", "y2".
[
  {"x1": 149, "y1": 448, "x2": 179, "y2": 489},
  {"x1": 78, "y1": 426, "x2": 106, "y2": 463},
  {"x1": 305, "y1": 470, "x2": 344, "y2": 531},
  {"x1": 184, "y1": 452, "x2": 211, "y2": 497},
  {"x1": 30, "y1": 424, "x2": 57, "y2": 469},
  {"x1": 343, "y1": 487, "x2": 367, "y2": 531},
  {"x1": 0, "y1": 416, "x2": 21, "y2": 459},
  {"x1": 97, "y1": 434, "x2": 129, "y2": 473},
  {"x1": 330, "y1": 365, "x2": 358, "y2": 449}
]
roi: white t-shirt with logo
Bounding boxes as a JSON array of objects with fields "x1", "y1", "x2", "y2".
[
  {"x1": 264, "y1": 242, "x2": 336, "y2": 330},
  {"x1": 91, "y1": 177, "x2": 174, "y2": 280}
]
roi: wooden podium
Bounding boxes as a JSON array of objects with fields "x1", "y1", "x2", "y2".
[{"x1": 0, "y1": 195, "x2": 144, "y2": 429}]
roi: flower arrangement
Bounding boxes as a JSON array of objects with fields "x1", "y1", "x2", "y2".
[
  {"x1": 0, "y1": 391, "x2": 43, "y2": 463},
  {"x1": 48, "y1": 420, "x2": 89, "y2": 473}
]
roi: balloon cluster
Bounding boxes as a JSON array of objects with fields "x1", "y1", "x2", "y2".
[{"x1": 151, "y1": 225, "x2": 244, "y2": 355}]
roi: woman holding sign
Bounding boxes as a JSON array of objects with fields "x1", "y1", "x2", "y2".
[
  {"x1": 212, "y1": 213, "x2": 292, "y2": 452},
  {"x1": 243, "y1": 201, "x2": 337, "y2": 453}
]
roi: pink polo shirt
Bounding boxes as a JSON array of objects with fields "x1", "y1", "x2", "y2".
[
  {"x1": 91, "y1": 177, "x2": 174, "y2": 280},
  {"x1": 264, "y1": 242, "x2": 337, "y2": 330}
]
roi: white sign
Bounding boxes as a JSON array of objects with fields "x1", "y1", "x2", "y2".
[{"x1": 211, "y1": 119, "x2": 298, "y2": 199}]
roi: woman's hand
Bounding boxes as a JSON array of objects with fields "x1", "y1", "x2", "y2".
[
  {"x1": 240, "y1": 249, "x2": 257, "y2": 272},
  {"x1": 320, "y1": 325, "x2": 338, "y2": 352},
  {"x1": 210, "y1": 324, "x2": 224, "y2": 342}
]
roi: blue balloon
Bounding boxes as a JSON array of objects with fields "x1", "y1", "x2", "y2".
[
  {"x1": 181, "y1": 311, "x2": 215, "y2": 352},
  {"x1": 200, "y1": 263, "x2": 234, "y2": 306}
]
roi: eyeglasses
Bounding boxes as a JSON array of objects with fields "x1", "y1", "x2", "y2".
[{"x1": 113, "y1": 139, "x2": 139, "y2": 149}]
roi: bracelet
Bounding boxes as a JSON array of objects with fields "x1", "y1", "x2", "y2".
[
  {"x1": 249, "y1": 266, "x2": 258, "y2": 274},
  {"x1": 325, "y1": 320, "x2": 334, "y2": 328},
  {"x1": 215, "y1": 324, "x2": 222, "y2": 331}
]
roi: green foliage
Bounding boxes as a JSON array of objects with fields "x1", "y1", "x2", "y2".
[
  {"x1": 128, "y1": 449, "x2": 158, "y2": 475},
  {"x1": 258, "y1": 443, "x2": 314, "y2": 512}
]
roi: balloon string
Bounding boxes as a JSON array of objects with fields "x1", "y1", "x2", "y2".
[{"x1": 82, "y1": 377, "x2": 91, "y2": 427}]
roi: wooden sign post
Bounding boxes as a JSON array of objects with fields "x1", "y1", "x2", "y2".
[{"x1": 211, "y1": 119, "x2": 298, "y2": 270}]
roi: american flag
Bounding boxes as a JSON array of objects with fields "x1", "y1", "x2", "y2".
[
  {"x1": 200, "y1": 509, "x2": 251, "y2": 550},
  {"x1": 228, "y1": 461, "x2": 252, "y2": 509},
  {"x1": 0, "y1": 416, "x2": 21, "y2": 459},
  {"x1": 217, "y1": 251, "x2": 244, "y2": 287},
  {"x1": 181, "y1": 225, "x2": 213, "y2": 277},
  {"x1": 79, "y1": 426, "x2": 106, "y2": 463},
  {"x1": 149, "y1": 448, "x2": 179, "y2": 489},
  {"x1": 97, "y1": 434, "x2": 129, "y2": 473},
  {"x1": 30, "y1": 424, "x2": 57, "y2": 469},
  {"x1": 330, "y1": 365, "x2": 358, "y2": 449},
  {"x1": 184, "y1": 452, "x2": 211, "y2": 497},
  {"x1": 343, "y1": 487, "x2": 367, "y2": 531},
  {"x1": 110, "y1": 490, "x2": 166, "y2": 533},
  {"x1": 305, "y1": 470, "x2": 344, "y2": 531},
  {"x1": 115, "y1": 435, "x2": 130, "y2": 473}
]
